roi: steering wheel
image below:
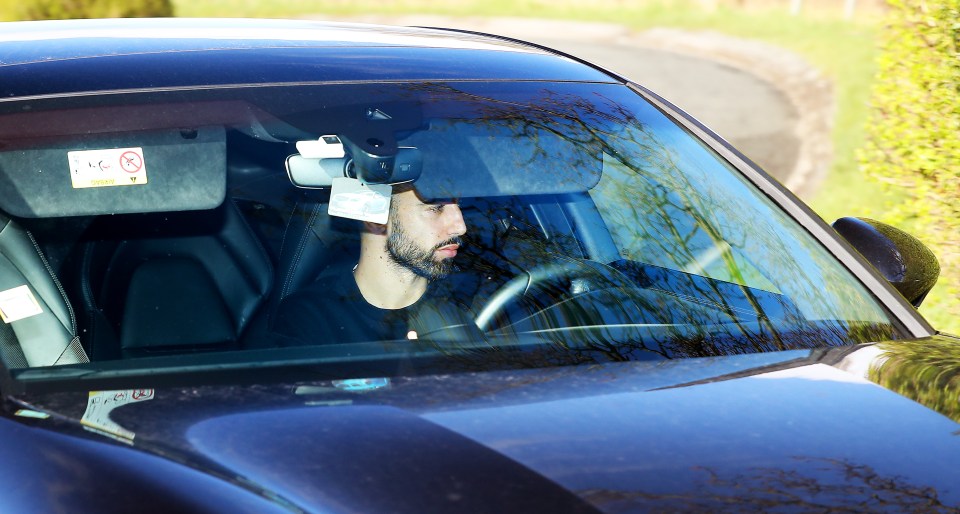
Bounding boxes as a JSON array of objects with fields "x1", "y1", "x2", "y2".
[{"x1": 474, "y1": 258, "x2": 633, "y2": 332}]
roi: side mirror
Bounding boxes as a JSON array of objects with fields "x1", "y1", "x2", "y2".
[{"x1": 832, "y1": 217, "x2": 940, "y2": 307}]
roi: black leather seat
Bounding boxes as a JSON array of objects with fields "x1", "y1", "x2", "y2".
[
  {"x1": 0, "y1": 214, "x2": 88, "y2": 367},
  {"x1": 78, "y1": 200, "x2": 272, "y2": 359},
  {"x1": 241, "y1": 192, "x2": 360, "y2": 348}
]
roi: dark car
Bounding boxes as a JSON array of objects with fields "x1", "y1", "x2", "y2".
[{"x1": 0, "y1": 17, "x2": 957, "y2": 513}]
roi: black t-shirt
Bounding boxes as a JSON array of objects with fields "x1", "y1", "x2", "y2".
[{"x1": 272, "y1": 270, "x2": 475, "y2": 345}]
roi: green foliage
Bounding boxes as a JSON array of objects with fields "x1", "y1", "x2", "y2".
[
  {"x1": 859, "y1": 0, "x2": 960, "y2": 330},
  {"x1": 12, "y1": 0, "x2": 173, "y2": 20},
  {"x1": 871, "y1": 339, "x2": 960, "y2": 422}
]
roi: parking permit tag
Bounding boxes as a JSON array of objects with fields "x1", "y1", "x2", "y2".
[
  {"x1": 328, "y1": 177, "x2": 391, "y2": 224},
  {"x1": 0, "y1": 285, "x2": 43, "y2": 323}
]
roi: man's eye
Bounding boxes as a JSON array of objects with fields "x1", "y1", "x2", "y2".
[{"x1": 428, "y1": 205, "x2": 444, "y2": 213}]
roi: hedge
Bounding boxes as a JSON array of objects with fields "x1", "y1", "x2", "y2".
[
  {"x1": 6, "y1": 0, "x2": 173, "y2": 20},
  {"x1": 859, "y1": 0, "x2": 960, "y2": 327},
  {"x1": 872, "y1": 338, "x2": 960, "y2": 422}
]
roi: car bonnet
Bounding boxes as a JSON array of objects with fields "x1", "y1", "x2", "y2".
[{"x1": 9, "y1": 338, "x2": 960, "y2": 512}]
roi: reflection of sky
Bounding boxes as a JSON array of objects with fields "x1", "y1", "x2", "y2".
[
  {"x1": 593, "y1": 95, "x2": 890, "y2": 325},
  {"x1": 2, "y1": 19, "x2": 537, "y2": 53},
  {"x1": 649, "y1": 121, "x2": 837, "y2": 314},
  {"x1": 423, "y1": 350, "x2": 813, "y2": 411},
  {"x1": 425, "y1": 363, "x2": 960, "y2": 506}
]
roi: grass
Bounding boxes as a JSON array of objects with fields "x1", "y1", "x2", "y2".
[{"x1": 0, "y1": 1, "x2": 14, "y2": 20}]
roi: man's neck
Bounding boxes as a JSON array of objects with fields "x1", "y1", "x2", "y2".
[{"x1": 353, "y1": 255, "x2": 428, "y2": 310}]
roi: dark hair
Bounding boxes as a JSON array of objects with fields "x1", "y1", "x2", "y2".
[{"x1": 392, "y1": 183, "x2": 415, "y2": 195}]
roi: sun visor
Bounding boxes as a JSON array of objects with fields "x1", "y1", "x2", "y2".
[
  {"x1": 0, "y1": 126, "x2": 226, "y2": 217},
  {"x1": 402, "y1": 120, "x2": 603, "y2": 200},
  {"x1": 285, "y1": 120, "x2": 603, "y2": 198}
]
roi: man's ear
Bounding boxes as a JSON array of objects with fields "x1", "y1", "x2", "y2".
[{"x1": 363, "y1": 220, "x2": 388, "y2": 236}]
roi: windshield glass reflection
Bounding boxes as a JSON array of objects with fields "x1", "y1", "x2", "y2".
[{"x1": 0, "y1": 80, "x2": 902, "y2": 378}]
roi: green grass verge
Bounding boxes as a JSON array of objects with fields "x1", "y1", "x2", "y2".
[{"x1": 0, "y1": 1, "x2": 19, "y2": 20}]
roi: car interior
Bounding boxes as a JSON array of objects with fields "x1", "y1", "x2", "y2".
[
  {"x1": 0, "y1": 86, "x2": 902, "y2": 371},
  {"x1": 0, "y1": 120, "x2": 598, "y2": 365}
]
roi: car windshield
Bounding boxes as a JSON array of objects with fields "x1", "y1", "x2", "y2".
[{"x1": 0, "y1": 80, "x2": 904, "y2": 387}]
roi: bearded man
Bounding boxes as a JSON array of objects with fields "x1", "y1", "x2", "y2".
[{"x1": 272, "y1": 185, "x2": 468, "y2": 344}]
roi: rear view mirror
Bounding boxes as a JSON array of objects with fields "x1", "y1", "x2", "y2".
[
  {"x1": 285, "y1": 154, "x2": 349, "y2": 189},
  {"x1": 832, "y1": 217, "x2": 940, "y2": 307},
  {"x1": 286, "y1": 134, "x2": 421, "y2": 189}
]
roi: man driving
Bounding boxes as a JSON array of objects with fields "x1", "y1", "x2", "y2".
[{"x1": 273, "y1": 184, "x2": 468, "y2": 344}]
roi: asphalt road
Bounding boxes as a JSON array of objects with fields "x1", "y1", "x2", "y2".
[{"x1": 311, "y1": 15, "x2": 814, "y2": 190}]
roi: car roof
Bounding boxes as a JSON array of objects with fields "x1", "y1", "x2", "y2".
[{"x1": 0, "y1": 18, "x2": 620, "y2": 100}]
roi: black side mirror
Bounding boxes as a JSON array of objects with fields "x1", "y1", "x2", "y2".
[{"x1": 832, "y1": 217, "x2": 940, "y2": 307}]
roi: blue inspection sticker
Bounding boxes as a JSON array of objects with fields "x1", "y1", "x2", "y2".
[{"x1": 332, "y1": 377, "x2": 391, "y2": 392}]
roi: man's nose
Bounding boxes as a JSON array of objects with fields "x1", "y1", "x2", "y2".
[{"x1": 445, "y1": 204, "x2": 467, "y2": 237}]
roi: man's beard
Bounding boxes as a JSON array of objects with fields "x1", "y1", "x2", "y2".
[{"x1": 386, "y1": 220, "x2": 461, "y2": 281}]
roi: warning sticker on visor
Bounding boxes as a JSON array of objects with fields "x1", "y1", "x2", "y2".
[{"x1": 68, "y1": 147, "x2": 148, "y2": 189}]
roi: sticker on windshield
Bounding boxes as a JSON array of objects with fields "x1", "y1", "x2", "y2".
[
  {"x1": 81, "y1": 389, "x2": 155, "y2": 442},
  {"x1": 68, "y1": 147, "x2": 148, "y2": 189},
  {"x1": 0, "y1": 285, "x2": 43, "y2": 323},
  {"x1": 328, "y1": 177, "x2": 392, "y2": 224},
  {"x1": 14, "y1": 409, "x2": 50, "y2": 420},
  {"x1": 332, "y1": 377, "x2": 391, "y2": 392}
]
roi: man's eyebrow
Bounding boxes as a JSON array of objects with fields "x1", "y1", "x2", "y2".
[
  {"x1": 423, "y1": 198, "x2": 459, "y2": 205},
  {"x1": 419, "y1": 200, "x2": 454, "y2": 207}
]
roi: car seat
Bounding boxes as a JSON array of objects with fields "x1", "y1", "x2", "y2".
[
  {"x1": 76, "y1": 200, "x2": 272, "y2": 359},
  {"x1": 241, "y1": 190, "x2": 361, "y2": 348},
  {"x1": 0, "y1": 213, "x2": 88, "y2": 367}
]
